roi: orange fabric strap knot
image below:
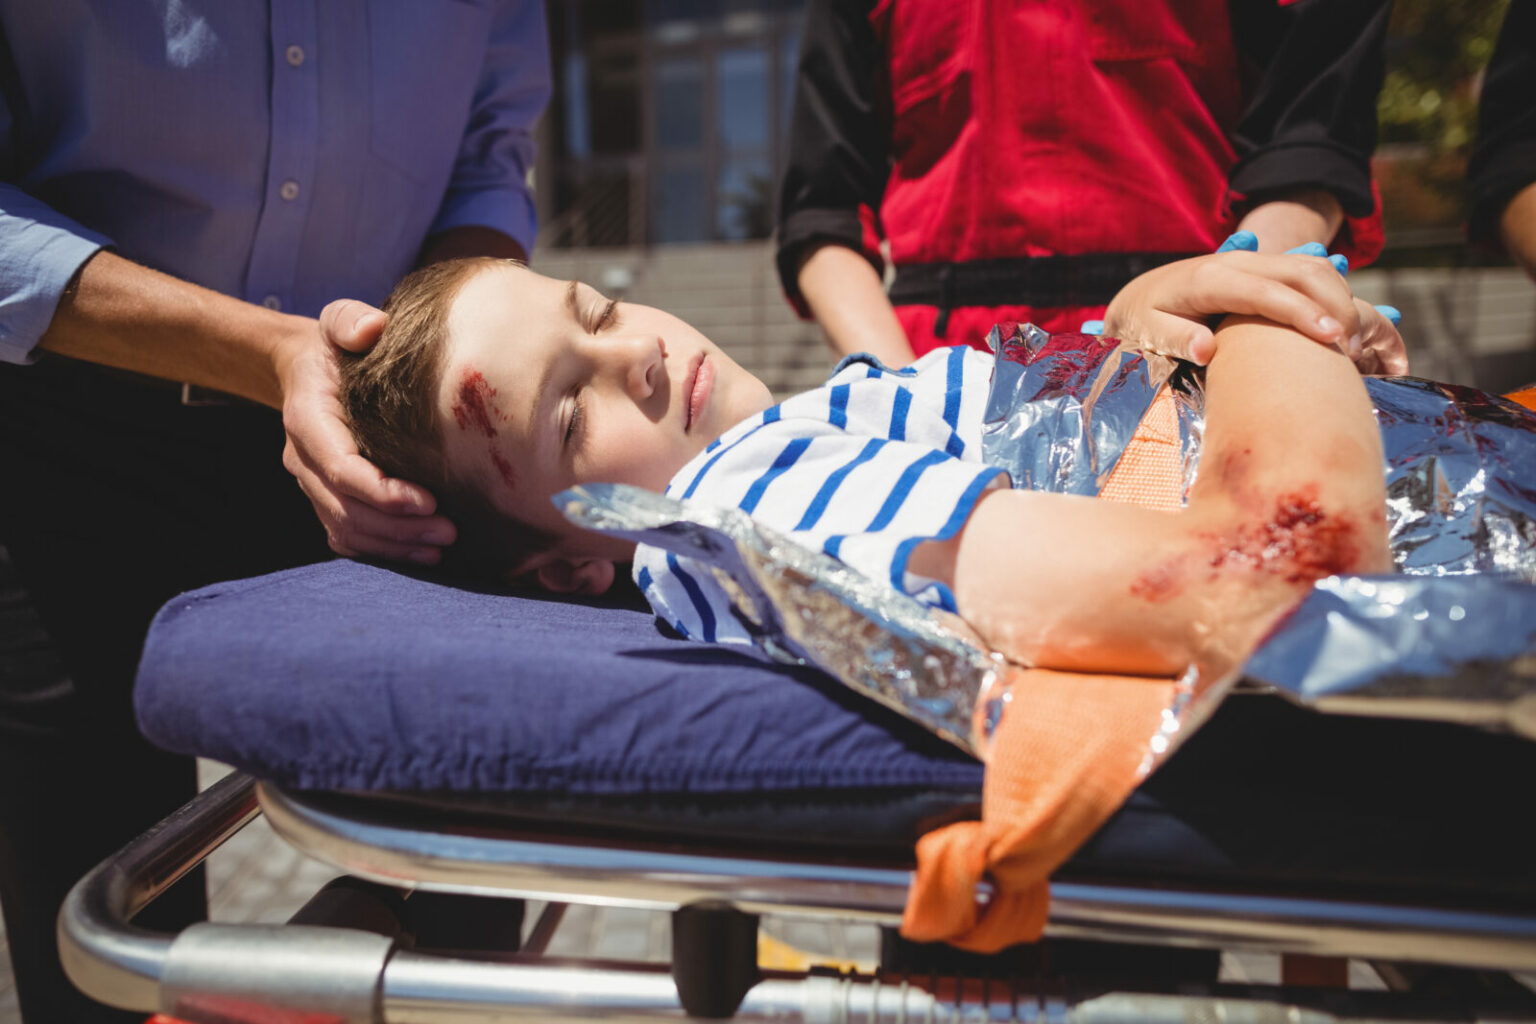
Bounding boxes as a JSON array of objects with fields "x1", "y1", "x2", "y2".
[{"x1": 902, "y1": 383, "x2": 1187, "y2": 951}]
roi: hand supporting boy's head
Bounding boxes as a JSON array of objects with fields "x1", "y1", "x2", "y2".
[{"x1": 340, "y1": 258, "x2": 774, "y2": 593}]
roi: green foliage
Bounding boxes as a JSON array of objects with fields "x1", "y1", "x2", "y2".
[
  {"x1": 1374, "y1": 0, "x2": 1512, "y2": 251},
  {"x1": 1378, "y1": 0, "x2": 1510, "y2": 153}
]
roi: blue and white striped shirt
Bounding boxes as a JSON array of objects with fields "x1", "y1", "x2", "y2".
[{"x1": 633, "y1": 346, "x2": 1008, "y2": 645}]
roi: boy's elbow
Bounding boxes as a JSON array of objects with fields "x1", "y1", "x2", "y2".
[{"x1": 1203, "y1": 484, "x2": 1391, "y2": 587}]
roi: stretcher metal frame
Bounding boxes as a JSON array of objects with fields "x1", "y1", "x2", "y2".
[{"x1": 60, "y1": 770, "x2": 1536, "y2": 1023}]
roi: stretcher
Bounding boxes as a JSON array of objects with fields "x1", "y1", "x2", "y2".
[{"x1": 58, "y1": 557, "x2": 1536, "y2": 1023}]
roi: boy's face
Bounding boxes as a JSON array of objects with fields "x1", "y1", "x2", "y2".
[{"x1": 438, "y1": 263, "x2": 774, "y2": 593}]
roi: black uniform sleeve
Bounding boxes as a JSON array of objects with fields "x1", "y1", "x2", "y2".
[
  {"x1": 1468, "y1": 0, "x2": 1536, "y2": 248},
  {"x1": 774, "y1": 0, "x2": 887, "y2": 313},
  {"x1": 1227, "y1": 0, "x2": 1392, "y2": 217}
]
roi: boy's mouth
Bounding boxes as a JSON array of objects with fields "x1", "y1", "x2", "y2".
[{"x1": 685, "y1": 353, "x2": 713, "y2": 433}]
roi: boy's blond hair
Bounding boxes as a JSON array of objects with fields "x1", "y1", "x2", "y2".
[{"x1": 339, "y1": 257, "x2": 557, "y2": 580}]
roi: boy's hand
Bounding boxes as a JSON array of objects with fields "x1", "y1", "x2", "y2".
[
  {"x1": 1101, "y1": 251, "x2": 1363, "y2": 366},
  {"x1": 279, "y1": 299, "x2": 457, "y2": 565},
  {"x1": 1348, "y1": 297, "x2": 1409, "y2": 376}
]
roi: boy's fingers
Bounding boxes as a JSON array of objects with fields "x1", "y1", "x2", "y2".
[
  {"x1": 318, "y1": 298, "x2": 389, "y2": 353},
  {"x1": 1199, "y1": 256, "x2": 1360, "y2": 349},
  {"x1": 1281, "y1": 243, "x2": 1350, "y2": 277},
  {"x1": 1354, "y1": 299, "x2": 1410, "y2": 376},
  {"x1": 1114, "y1": 310, "x2": 1215, "y2": 364}
]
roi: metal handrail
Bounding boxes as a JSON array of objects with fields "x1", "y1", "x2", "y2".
[
  {"x1": 259, "y1": 783, "x2": 1536, "y2": 973},
  {"x1": 57, "y1": 771, "x2": 260, "y2": 1010},
  {"x1": 56, "y1": 772, "x2": 1536, "y2": 1022}
]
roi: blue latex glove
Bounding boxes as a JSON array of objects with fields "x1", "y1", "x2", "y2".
[{"x1": 1214, "y1": 229, "x2": 1258, "y2": 253}]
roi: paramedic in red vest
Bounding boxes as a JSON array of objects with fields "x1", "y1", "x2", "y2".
[{"x1": 776, "y1": 0, "x2": 1391, "y2": 366}]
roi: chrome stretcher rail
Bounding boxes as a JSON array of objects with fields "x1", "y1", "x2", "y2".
[
  {"x1": 259, "y1": 781, "x2": 1536, "y2": 973},
  {"x1": 60, "y1": 773, "x2": 1536, "y2": 1023}
]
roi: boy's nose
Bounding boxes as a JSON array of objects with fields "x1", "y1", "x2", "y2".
[{"x1": 616, "y1": 334, "x2": 666, "y2": 400}]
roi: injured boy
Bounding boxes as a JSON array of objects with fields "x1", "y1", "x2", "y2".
[
  {"x1": 340, "y1": 253, "x2": 1403, "y2": 950},
  {"x1": 341, "y1": 253, "x2": 1396, "y2": 684}
]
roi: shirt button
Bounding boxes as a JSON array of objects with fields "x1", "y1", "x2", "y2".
[
  {"x1": 285, "y1": 45, "x2": 305, "y2": 67},
  {"x1": 262, "y1": 295, "x2": 283, "y2": 311},
  {"x1": 279, "y1": 179, "x2": 300, "y2": 201}
]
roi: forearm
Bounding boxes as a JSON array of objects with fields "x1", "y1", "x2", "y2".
[
  {"x1": 797, "y1": 243, "x2": 916, "y2": 366},
  {"x1": 1236, "y1": 189, "x2": 1345, "y2": 253},
  {"x1": 37, "y1": 250, "x2": 311, "y2": 409},
  {"x1": 935, "y1": 317, "x2": 1388, "y2": 678},
  {"x1": 1501, "y1": 181, "x2": 1536, "y2": 280}
]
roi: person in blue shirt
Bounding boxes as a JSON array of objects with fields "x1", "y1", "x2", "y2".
[
  {"x1": 338, "y1": 251, "x2": 1397, "y2": 683},
  {"x1": 0, "y1": 4, "x2": 549, "y2": 1020}
]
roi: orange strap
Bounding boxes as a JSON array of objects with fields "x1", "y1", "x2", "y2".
[
  {"x1": 1504, "y1": 386, "x2": 1536, "y2": 414},
  {"x1": 903, "y1": 385, "x2": 1187, "y2": 951}
]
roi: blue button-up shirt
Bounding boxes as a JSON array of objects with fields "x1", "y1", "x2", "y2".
[{"x1": 0, "y1": 0, "x2": 550, "y2": 363}]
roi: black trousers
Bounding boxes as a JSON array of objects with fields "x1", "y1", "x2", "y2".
[{"x1": 0, "y1": 356, "x2": 331, "y2": 1023}]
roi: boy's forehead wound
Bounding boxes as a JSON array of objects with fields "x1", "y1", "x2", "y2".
[
  {"x1": 452, "y1": 368, "x2": 499, "y2": 439},
  {"x1": 451, "y1": 365, "x2": 517, "y2": 490}
]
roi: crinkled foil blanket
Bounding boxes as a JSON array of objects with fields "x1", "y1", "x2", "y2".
[{"x1": 559, "y1": 324, "x2": 1536, "y2": 763}]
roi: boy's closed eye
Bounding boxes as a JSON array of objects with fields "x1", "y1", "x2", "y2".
[
  {"x1": 564, "y1": 388, "x2": 586, "y2": 451},
  {"x1": 564, "y1": 296, "x2": 623, "y2": 452},
  {"x1": 588, "y1": 296, "x2": 619, "y2": 333}
]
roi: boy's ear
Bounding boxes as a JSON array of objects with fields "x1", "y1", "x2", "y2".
[{"x1": 531, "y1": 555, "x2": 617, "y2": 596}]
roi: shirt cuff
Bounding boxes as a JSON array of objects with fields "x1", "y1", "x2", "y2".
[
  {"x1": 429, "y1": 186, "x2": 540, "y2": 260},
  {"x1": 776, "y1": 207, "x2": 877, "y2": 318},
  {"x1": 1229, "y1": 144, "x2": 1375, "y2": 218},
  {"x1": 0, "y1": 190, "x2": 112, "y2": 364}
]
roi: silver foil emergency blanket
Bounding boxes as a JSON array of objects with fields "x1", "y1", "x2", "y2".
[
  {"x1": 556, "y1": 484, "x2": 999, "y2": 754},
  {"x1": 560, "y1": 324, "x2": 1536, "y2": 760}
]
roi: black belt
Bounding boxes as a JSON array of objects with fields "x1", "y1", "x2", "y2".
[{"x1": 889, "y1": 252, "x2": 1200, "y2": 336}]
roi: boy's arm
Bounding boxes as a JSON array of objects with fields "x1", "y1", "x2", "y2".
[{"x1": 913, "y1": 315, "x2": 1390, "y2": 680}]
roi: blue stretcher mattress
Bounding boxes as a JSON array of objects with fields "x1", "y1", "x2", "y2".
[{"x1": 136, "y1": 558, "x2": 1536, "y2": 907}]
